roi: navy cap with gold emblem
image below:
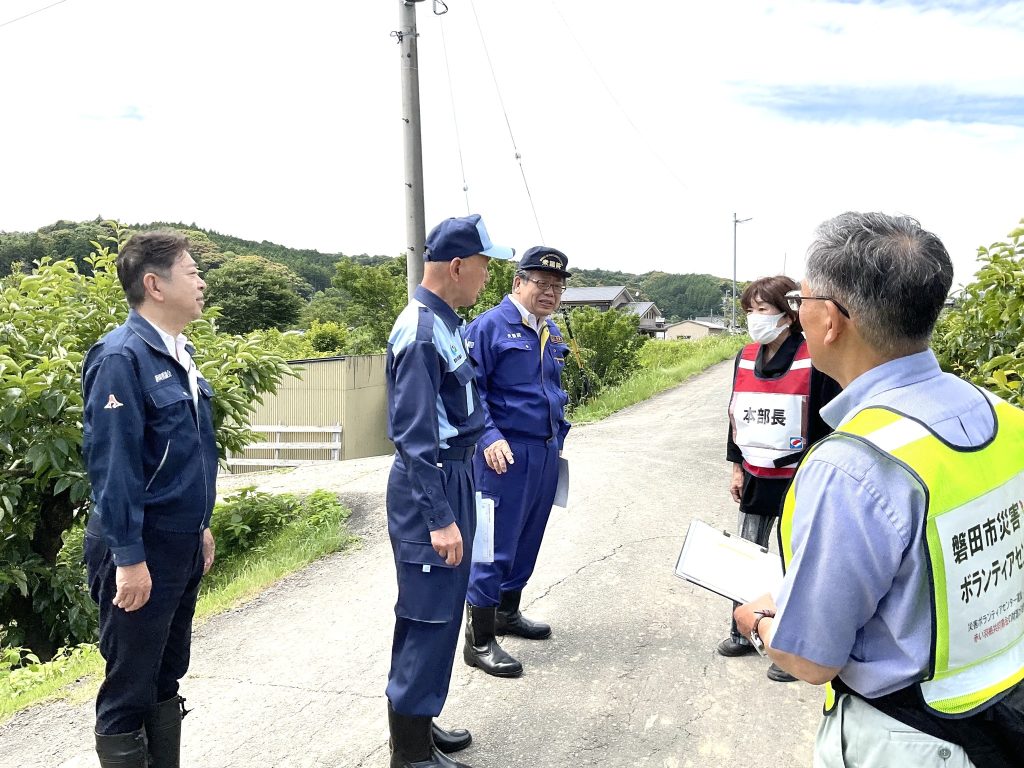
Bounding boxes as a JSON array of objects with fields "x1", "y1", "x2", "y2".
[{"x1": 518, "y1": 246, "x2": 571, "y2": 278}]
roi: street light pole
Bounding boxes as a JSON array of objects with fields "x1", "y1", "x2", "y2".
[{"x1": 732, "y1": 212, "x2": 752, "y2": 330}]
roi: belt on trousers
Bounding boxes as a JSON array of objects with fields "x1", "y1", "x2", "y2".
[{"x1": 438, "y1": 445, "x2": 476, "y2": 462}]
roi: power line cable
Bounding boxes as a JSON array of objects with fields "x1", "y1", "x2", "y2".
[
  {"x1": 439, "y1": 15, "x2": 472, "y2": 215},
  {"x1": 0, "y1": 0, "x2": 68, "y2": 29},
  {"x1": 550, "y1": 0, "x2": 689, "y2": 192},
  {"x1": 468, "y1": 0, "x2": 545, "y2": 243}
]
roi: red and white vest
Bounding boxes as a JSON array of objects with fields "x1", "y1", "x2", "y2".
[{"x1": 729, "y1": 341, "x2": 812, "y2": 479}]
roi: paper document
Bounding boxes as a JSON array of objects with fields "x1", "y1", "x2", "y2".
[
  {"x1": 473, "y1": 492, "x2": 494, "y2": 564},
  {"x1": 553, "y1": 457, "x2": 569, "y2": 508},
  {"x1": 673, "y1": 519, "x2": 783, "y2": 604}
]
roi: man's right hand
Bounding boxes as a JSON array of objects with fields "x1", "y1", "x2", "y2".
[
  {"x1": 730, "y1": 462, "x2": 744, "y2": 504},
  {"x1": 430, "y1": 523, "x2": 464, "y2": 566},
  {"x1": 484, "y1": 439, "x2": 515, "y2": 474},
  {"x1": 113, "y1": 562, "x2": 152, "y2": 612}
]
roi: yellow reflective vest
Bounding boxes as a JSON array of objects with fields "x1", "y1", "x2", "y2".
[{"x1": 781, "y1": 394, "x2": 1024, "y2": 717}]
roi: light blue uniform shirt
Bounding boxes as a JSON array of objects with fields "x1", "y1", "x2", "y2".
[{"x1": 771, "y1": 350, "x2": 996, "y2": 697}]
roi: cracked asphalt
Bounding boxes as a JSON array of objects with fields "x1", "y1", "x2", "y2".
[{"x1": 0, "y1": 360, "x2": 820, "y2": 768}]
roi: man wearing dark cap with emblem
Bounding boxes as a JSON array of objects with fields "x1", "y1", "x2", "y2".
[
  {"x1": 462, "y1": 246, "x2": 573, "y2": 677},
  {"x1": 384, "y1": 214, "x2": 514, "y2": 767}
]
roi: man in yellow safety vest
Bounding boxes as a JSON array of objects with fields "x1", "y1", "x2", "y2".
[{"x1": 735, "y1": 212, "x2": 1024, "y2": 767}]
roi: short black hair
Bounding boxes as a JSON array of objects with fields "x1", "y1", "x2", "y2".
[{"x1": 117, "y1": 230, "x2": 189, "y2": 308}]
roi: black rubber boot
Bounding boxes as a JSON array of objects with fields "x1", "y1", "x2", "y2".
[
  {"x1": 94, "y1": 728, "x2": 147, "y2": 768},
  {"x1": 463, "y1": 603, "x2": 523, "y2": 678},
  {"x1": 388, "y1": 702, "x2": 472, "y2": 767},
  {"x1": 432, "y1": 721, "x2": 472, "y2": 753},
  {"x1": 144, "y1": 695, "x2": 188, "y2": 768},
  {"x1": 495, "y1": 590, "x2": 551, "y2": 640}
]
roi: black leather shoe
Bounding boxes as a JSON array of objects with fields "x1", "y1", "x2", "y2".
[
  {"x1": 463, "y1": 603, "x2": 523, "y2": 678},
  {"x1": 432, "y1": 722, "x2": 471, "y2": 753},
  {"x1": 496, "y1": 590, "x2": 551, "y2": 640},
  {"x1": 716, "y1": 636, "x2": 756, "y2": 657},
  {"x1": 767, "y1": 663, "x2": 797, "y2": 682}
]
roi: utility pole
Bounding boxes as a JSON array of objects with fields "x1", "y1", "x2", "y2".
[
  {"x1": 732, "y1": 212, "x2": 752, "y2": 330},
  {"x1": 398, "y1": 0, "x2": 426, "y2": 299}
]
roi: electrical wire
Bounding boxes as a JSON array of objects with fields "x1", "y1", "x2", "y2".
[
  {"x1": 550, "y1": 0, "x2": 689, "y2": 192},
  {"x1": 0, "y1": 0, "x2": 68, "y2": 29},
  {"x1": 439, "y1": 15, "x2": 472, "y2": 215},
  {"x1": 468, "y1": 0, "x2": 545, "y2": 243}
]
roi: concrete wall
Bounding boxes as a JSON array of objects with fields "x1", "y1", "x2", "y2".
[{"x1": 229, "y1": 355, "x2": 392, "y2": 471}]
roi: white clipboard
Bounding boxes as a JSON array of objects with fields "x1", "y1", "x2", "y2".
[{"x1": 673, "y1": 519, "x2": 783, "y2": 604}]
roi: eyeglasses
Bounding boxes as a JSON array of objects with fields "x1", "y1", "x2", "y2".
[
  {"x1": 525, "y1": 277, "x2": 567, "y2": 295},
  {"x1": 784, "y1": 290, "x2": 851, "y2": 318}
]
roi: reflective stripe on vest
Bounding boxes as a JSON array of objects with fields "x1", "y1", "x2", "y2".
[
  {"x1": 729, "y1": 341, "x2": 812, "y2": 479},
  {"x1": 782, "y1": 393, "x2": 1024, "y2": 718}
]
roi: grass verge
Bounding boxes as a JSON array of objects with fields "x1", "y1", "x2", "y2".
[
  {"x1": 0, "y1": 491, "x2": 354, "y2": 724},
  {"x1": 571, "y1": 334, "x2": 747, "y2": 423}
]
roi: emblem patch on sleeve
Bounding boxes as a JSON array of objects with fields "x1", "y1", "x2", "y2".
[{"x1": 103, "y1": 394, "x2": 124, "y2": 410}]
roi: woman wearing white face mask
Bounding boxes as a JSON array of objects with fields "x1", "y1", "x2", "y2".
[{"x1": 718, "y1": 276, "x2": 842, "y2": 680}]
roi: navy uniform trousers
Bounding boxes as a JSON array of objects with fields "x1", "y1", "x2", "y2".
[
  {"x1": 85, "y1": 522, "x2": 204, "y2": 735},
  {"x1": 466, "y1": 438, "x2": 559, "y2": 608},
  {"x1": 386, "y1": 452, "x2": 477, "y2": 717}
]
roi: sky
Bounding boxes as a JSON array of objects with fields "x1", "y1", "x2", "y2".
[{"x1": 2, "y1": 0, "x2": 1023, "y2": 288}]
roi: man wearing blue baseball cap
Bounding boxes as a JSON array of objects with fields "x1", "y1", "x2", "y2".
[
  {"x1": 462, "y1": 246, "x2": 573, "y2": 678},
  {"x1": 384, "y1": 214, "x2": 514, "y2": 768}
]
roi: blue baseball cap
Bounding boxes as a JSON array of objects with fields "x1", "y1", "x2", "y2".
[{"x1": 424, "y1": 214, "x2": 515, "y2": 262}]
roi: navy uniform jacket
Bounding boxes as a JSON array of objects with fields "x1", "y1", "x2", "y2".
[
  {"x1": 82, "y1": 310, "x2": 217, "y2": 567},
  {"x1": 465, "y1": 296, "x2": 571, "y2": 450},
  {"x1": 386, "y1": 286, "x2": 485, "y2": 532}
]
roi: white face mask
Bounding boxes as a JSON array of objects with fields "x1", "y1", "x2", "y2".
[{"x1": 747, "y1": 312, "x2": 789, "y2": 345}]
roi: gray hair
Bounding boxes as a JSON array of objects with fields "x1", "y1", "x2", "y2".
[
  {"x1": 512, "y1": 269, "x2": 529, "y2": 291},
  {"x1": 805, "y1": 212, "x2": 953, "y2": 357}
]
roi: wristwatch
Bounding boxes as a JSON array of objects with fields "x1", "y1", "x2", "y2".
[{"x1": 749, "y1": 609, "x2": 775, "y2": 657}]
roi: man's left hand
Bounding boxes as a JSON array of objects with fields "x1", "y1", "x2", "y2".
[
  {"x1": 202, "y1": 528, "x2": 216, "y2": 574},
  {"x1": 735, "y1": 592, "x2": 777, "y2": 637}
]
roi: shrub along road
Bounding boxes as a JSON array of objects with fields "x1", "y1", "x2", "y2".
[{"x1": 0, "y1": 360, "x2": 820, "y2": 768}]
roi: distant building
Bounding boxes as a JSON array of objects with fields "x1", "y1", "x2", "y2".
[
  {"x1": 561, "y1": 286, "x2": 666, "y2": 337},
  {"x1": 663, "y1": 318, "x2": 728, "y2": 340}
]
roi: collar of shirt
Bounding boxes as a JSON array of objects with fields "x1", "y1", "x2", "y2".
[
  {"x1": 755, "y1": 331, "x2": 803, "y2": 377},
  {"x1": 508, "y1": 295, "x2": 544, "y2": 333},
  {"x1": 820, "y1": 350, "x2": 943, "y2": 429},
  {"x1": 140, "y1": 315, "x2": 192, "y2": 367},
  {"x1": 414, "y1": 285, "x2": 464, "y2": 334}
]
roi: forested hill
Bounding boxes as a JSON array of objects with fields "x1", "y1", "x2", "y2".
[
  {"x1": 0, "y1": 219, "x2": 391, "y2": 295},
  {"x1": 0, "y1": 219, "x2": 735, "y2": 322}
]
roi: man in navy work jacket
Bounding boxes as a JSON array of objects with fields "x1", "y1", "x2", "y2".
[
  {"x1": 462, "y1": 246, "x2": 572, "y2": 677},
  {"x1": 82, "y1": 230, "x2": 217, "y2": 768},
  {"x1": 385, "y1": 214, "x2": 514, "y2": 768}
]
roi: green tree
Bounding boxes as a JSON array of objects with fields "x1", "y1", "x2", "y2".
[
  {"x1": 934, "y1": 219, "x2": 1024, "y2": 408},
  {"x1": 332, "y1": 256, "x2": 407, "y2": 352},
  {"x1": 204, "y1": 255, "x2": 305, "y2": 334},
  {"x1": 640, "y1": 273, "x2": 726, "y2": 321},
  {"x1": 301, "y1": 288, "x2": 350, "y2": 328},
  {"x1": 306, "y1": 321, "x2": 348, "y2": 355},
  {"x1": 465, "y1": 258, "x2": 518, "y2": 320},
  {"x1": 0, "y1": 229, "x2": 294, "y2": 658},
  {"x1": 557, "y1": 307, "x2": 645, "y2": 406}
]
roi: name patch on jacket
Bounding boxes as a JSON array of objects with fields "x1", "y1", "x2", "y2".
[{"x1": 154, "y1": 370, "x2": 173, "y2": 383}]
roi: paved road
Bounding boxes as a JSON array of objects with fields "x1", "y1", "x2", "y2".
[{"x1": 0, "y1": 360, "x2": 821, "y2": 768}]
